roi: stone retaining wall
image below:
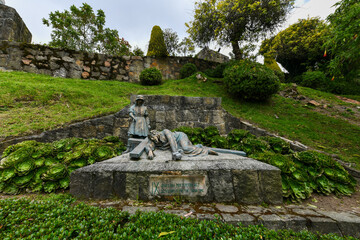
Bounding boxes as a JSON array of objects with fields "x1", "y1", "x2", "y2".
[
  {"x1": 0, "y1": 41, "x2": 218, "y2": 82},
  {"x1": 0, "y1": 95, "x2": 308, "y2": 155}
]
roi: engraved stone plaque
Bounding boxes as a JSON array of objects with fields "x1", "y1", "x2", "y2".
[{"x1": 149, "y1": 175, "x2": 208, "y2": 197}]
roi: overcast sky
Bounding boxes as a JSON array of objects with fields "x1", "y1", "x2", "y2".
[{"x1": 6, "y1": 0, "x2": 339, "y2": 57}]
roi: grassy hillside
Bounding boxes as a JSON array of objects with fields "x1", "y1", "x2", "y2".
[{"x1": 1, "y1": 71, "x2": 359, "y2": 167}]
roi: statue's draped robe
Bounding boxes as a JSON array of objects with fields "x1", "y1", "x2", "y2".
[
  {"x1": 128, "y1": 105, "x2": 149, "y2": 137},
  {"x1": 155, "y1": 130, "x2": 212, "y2": 156}
]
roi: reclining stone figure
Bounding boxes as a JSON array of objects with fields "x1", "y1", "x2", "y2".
[{"x1": 145, "y1": 129, "x2": 218, "y2": 160}]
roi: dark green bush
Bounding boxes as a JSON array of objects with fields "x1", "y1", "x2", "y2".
[
  {"x1": 139, "y1": 67, "x2": 162, "y2": 86},
  {"x1": 274, "y1": 70, "x2": 286, "y2": 82},
  {"x1": 224, "y1": 60, "x2": 280, "y2": 101},
  {"x1": 324, "y1": 78, "x2": 360, "y2": 95},
  {"x1": 205, "y1": 62, "x2": 228, "y2": 78},
  {"x1": 180, "y1": 63, "x2": 197, "y2": 79},
  {"x1": 301, "y1": 71, "x2": 327, "y2": 89}
]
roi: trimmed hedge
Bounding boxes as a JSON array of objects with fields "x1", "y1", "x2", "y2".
[
  {"x1": 180, "y1": 63, "x2": 197, "y2": 79},
  {"x1": 224, "y1": 60, "x2": 280, "y2": 101},
  {"x1": 139, "y1": 67, "x2": 162, "y2": 86}
]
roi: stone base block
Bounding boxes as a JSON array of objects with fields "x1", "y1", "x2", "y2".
[{"x1": 70, "y1": 150, "x2": 282, "y2": 204}]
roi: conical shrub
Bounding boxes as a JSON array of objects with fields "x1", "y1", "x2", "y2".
[{"x1": 147, "y1": 25, "x2": 168, "y2": 57}]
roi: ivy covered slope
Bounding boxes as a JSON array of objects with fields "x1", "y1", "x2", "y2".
[
  {"x1": 0, "y1": 137, "x2": 125, "y2": 194},
  {"x1": 174, "y1": 126, "x2": 357, "y2": 202},
  {"x1": 1, "y1": 71, "x2": 359, "y2": 168},
  {"x1": 0, "y1": 194, "x2": 355, "y2": 239}
]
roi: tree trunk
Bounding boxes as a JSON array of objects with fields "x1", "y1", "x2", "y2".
[{"x1": 231, "y1": 41, "x2": 243, "y2": 60}]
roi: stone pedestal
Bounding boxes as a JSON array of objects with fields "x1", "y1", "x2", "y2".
[
  {"x1": 70, "y1": 151, "x2": 283, "y2": 204},
  {"x1": 0, "y1": 5, "x2": 32, "y2": 43}
]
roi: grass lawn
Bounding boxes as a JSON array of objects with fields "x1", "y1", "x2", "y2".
[{"x1": 1, "y1": 71, "x2": 359, "y2": 167}]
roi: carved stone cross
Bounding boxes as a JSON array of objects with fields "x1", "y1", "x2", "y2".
[{"x1": 129, "y1": 137, "x2": 149, "y2": 159}]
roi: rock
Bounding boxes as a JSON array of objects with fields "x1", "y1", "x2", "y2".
[
  {"x1": 62, "y1": 56, "x2": 75, "y2": 63},
  {"x1": 0, "y1": 5, "x2": 32, "y2": 42},
  {"x1": 308, "y1": 100, "x2": 321, "y2": 107},
  {"x1": 21, "y1": 59, "x2": 31, "y2": 65},
  {"x1": 122, "y1": 206, "x2": 159, "y2": 215},
  {"x1": 83, "y1": 66, "x2": 91, "y2": 72},
  {"x1": 215, "y1": 204, "x2": 238, "y2": 213},
  {"x1": 81, "y1": 71, "x2": 90, "y2": 79},
  {"x1": 196, "y1": 73, "x2": 207, "y2": 82},
  {"x1": 104, "y1": 61, "x2": 111, "y2": 67},
  {"x1": 222, "y1": 213, "x2": 256, "y2": 226},
  {"x1": 53, "y1": 68, "x2": 67, "y2": 78}
]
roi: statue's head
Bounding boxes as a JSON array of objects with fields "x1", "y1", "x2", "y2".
[
  {"x1": 135, "y1": 95, "x2": 144, "y2": 105},
  {"x1": 149, "y1": 130, "x2": 164, "y2": 145}
]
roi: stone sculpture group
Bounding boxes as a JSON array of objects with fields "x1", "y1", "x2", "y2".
[{"x1": 126, "y1": 95, "x2": 219, "y2": 161}]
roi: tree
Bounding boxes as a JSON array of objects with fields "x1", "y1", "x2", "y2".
[
  {"x1": 325, "y1": 0, "x2": 360, "y2": 81},
  {"x1": 178, "y1": 37, "x2": 195, "y2": 57},
  {"x1": 260, "y1": 18, "x2": 329, "y2": 77},
  {"x1": 42, "y1": 3, "x2": 130, "y2": 55},
  {"x1": 147, "y1": 26, "x2": 168, "y2": 57},
  {"x1": 186, "y1": 0, "x2": 294, "y2": 59},
  {"x1": 163, "y1": 28, "x2": 179, "y2": 56},
  {"x1": 131, "y1": 46, "x2": 145, "y2": 57}
]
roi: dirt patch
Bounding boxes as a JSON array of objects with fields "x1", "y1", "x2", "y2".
[
  {"x1": 280, "y1": 85, "x2": 360, "y2": 127},
  {"x1": 299, "y1": 186, "x2": 360, "y2": 215}
]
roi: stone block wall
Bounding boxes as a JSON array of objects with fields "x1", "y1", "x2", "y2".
[
  {"x1": 0, "y1": 41, "x2": 218, "y2": 82},
  {"x1": 0, "y1": 95, "x2": 308, "y2": 156},
  {"x1": 0, "y1": 5, "x2": 32, "y2": 43}
]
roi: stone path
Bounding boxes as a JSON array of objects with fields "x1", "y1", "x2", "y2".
[{"x1": 89, "y1": 201, "x2": 360, "y2": 238}]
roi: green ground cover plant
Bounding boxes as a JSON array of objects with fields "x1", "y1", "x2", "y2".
[
  {"x1": 0, "y1": 137, "x2": 125, "y2": 194},
  {"x1": 173, "y1": 127, "x2": 356, "y2": 202},
  {"x1": 0, "y1": 71, "x2": 359, "y2": 168},
  {"x1": 0, "y1": 194, "x2": 354, "y2": 239}
]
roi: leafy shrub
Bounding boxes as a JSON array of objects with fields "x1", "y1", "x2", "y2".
[
  {"x1": 224, "y1": 60, "x2": 280, "y2": 101},
  {"x1": 324, "y1": 78, "x2": 360, "y2": 95},
  {"x1": 139, "y1": 67, "x2": 162, "y2": 86},
  {"x1": 146, "y1": 25, "x2": 168, "y2": 57},
  {"x1": 274, "y1": 70, "x2": 286, "y2": 82},
  {"x1": 0, "y1": 137, "x2": 125, "y2": 194},
  {"x1": 180, "y1": 63, "x2": 198, "y2": 79},
  {"x1": 205, "y1": 62, "x2": 228, "y2": 78},
  {"x1": 301, "y1": 71, "x2": 327, "y2": 89}
]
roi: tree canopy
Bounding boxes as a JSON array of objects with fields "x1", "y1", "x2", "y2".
[
  {"x1": 260, "y1": 17, "x2": 328, "y2": 77},
  {"x1": 42, "y1": 3, "x2": 130, "y2": 55},
  {"x1": 186, "y1": 0, "x2": 294, "y2": 59},
  {"x1": 163, "y1": 28, "x2": 179, "y2": 56},
  {"x1": 147, "y1": 26, "x2": 168, "y2": 57},
  {"x1": 325, "y1": 0, "x2": 360, "y2": 81}
]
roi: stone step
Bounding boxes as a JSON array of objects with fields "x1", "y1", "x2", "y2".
[{"x1": 90, "y1": 202, "x2": 360, "y2": 238}]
